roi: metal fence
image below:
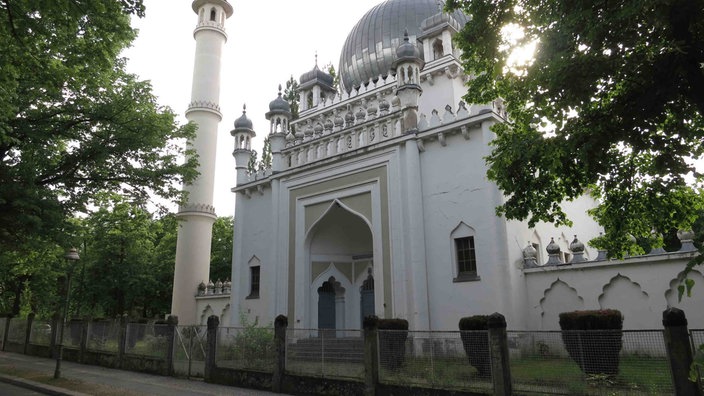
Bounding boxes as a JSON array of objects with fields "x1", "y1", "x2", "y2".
[
  {"x1": 173, "y1": 325, "x2": 207, "y2": 378},
  {"x1": 28, "y1": 319, "x2": 52, "y2": 346},
  {"x1": 0, "y1": 317, "x2": 6, "y2": 349},
  {"x1": 216, "y1": 326, "x2": 276, "y2": 372},
  {"x1": 86, "y1": 320, "x2": 120, "y2": 353},
  {"x1": 285, "y1": 328, "x2": 364, "y2": 380},
  {"x1": 508, "y1": 330, "x2": 673, "y2": 395},
  {"x1": 377, "y1": 329, "x2": 492, "y2": 393},
  {"x1": 691, "y1": 329, "x2": 704, "y2": 392},
  {"x1": 6, "y1": 317, "x2": 27, "y2": 345},
  {"x1": 124, "y1": 322, "x2": 169, "y2": 359}
]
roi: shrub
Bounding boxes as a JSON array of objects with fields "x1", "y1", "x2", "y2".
[
  {"x1": 458, "y1": 315, "x2": 491, "y2": 378},
  {"x1": 559, "y1": 309, "x2": 623, "y2": 375},
  {"x1": 378, "y1": 318, "x2": 408, "y2": 371}
]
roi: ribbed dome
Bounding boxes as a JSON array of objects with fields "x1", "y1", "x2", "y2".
[
  {"x1": 338, "y1": 0, "x2": 468, "y2": 92},
  {"x1": 299, "y1": 65, "x2": 334, "y2": 90},
  {"x1": 268, "y1": 85, "x2": 291, "y2": 114},
  {"x1": 233, "y1": 105, "x2": 253, "y2": 130},
  {"x1": 395, "y1": 30, "x2": 422, "y2": 61}
]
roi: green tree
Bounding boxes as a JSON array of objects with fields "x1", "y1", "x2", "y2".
[
  {"x1": 247, "y1": 149, "x2": 258, "y2": 174},
  {"x1": 284, "y1": 75, "x2": 300, "y2": 120},
  {"x1": 0, "y1": 0, "x2": 197, "y2": 253},
  {"x1": 258, "y1": 137, "x2": 272, "y2": 171},
  {"x1": 79, "y1": 194, "x2": 159, "y2": 317},
  {"x1": 324, "y1": 62, "x2": 340, "y2": 94},
  {"x1": 210, "y1": 216, "x2": 233, "y2": 282},
  {"x1": 446, "y1": 0, "x2": 704, "y2": 258}
]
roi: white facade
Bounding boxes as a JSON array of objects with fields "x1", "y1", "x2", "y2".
[{"x1": 180, "y1": 1, "x2": 703, "y2": 331}]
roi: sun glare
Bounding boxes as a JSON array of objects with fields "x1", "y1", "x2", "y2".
[{"x1": 500, "y1": 23, "x2": 537, "y2": 76}]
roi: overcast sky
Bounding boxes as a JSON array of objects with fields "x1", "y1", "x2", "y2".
[{"x1": 123, "y1": 0, "x2": 381, "y2": 216}]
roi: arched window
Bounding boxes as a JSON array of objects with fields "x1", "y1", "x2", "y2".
[
  {"x1": 451, "y1": 222, "x2": 480, "y2": 282},
  {"x1": 247, "y1": 256, "x2": 261, "y2": 299},
  {"x1": 210, "y1": 8, "x2": 217, "y2": 22},
  {"x1": 433, "y1": 39, "x2": 444, "y2": 60},
  {"x1": 307, "y1": 92, "x2": 314, "y2": 109}
]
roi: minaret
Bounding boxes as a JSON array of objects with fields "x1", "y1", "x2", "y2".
[
  {"x1": 171, "y1": 0, "x2": 233, "y2": 324},
  {"x1": 391, "y1": 30, "x2": 425, "y2": 133}
]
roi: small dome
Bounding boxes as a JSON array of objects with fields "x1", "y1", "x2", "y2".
[
  {"x1": 396, "y1": 30, "x2": 421, "y2": 60},
  {"x1": 268, "y1": 85, "x2": 291, "y2": 114},
  {"x1": 546, "y1": 237, "x2": 561, "y2": 254},
  {"x1": 569, "y1": 235, "x2": 585, "y2": 253},
  {"x1": 300, "y1": 64, "x2": 334, "y2": 90},
  {"x1": 233, "y1": 105, "x2": 253, "y2": 130},
  {"x1": 523, "y1": 242, "x2": 538, "y2": 259}
]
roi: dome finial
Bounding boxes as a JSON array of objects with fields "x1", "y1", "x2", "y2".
[
  {"x1": 278, "y1": 84, "x2": 282, "y2": 96},
  {"x1": 315, "y1": 51, "x2": 318, "y2": 67},
  {"x1": 242, "y1": 103, "x2": 247, "y2": 113},
  {"x1": 403, "y1": 28, "x2": 410, "y2": 42}
]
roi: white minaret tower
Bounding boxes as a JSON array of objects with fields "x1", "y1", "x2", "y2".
[{"x1": 171, "y1": 0, "x2": 233, "y2": 324}]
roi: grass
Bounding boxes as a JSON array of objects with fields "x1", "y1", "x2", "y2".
[
  {"x1": 379, "y1": 356, "x2": 492, "y2": 392},
  {"x1": 511, "y1": 355, "x2": 673, "y2": 395}
]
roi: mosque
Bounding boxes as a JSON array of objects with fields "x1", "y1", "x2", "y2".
[{"x1": 172, "y1": 0, "x2": 704, "y2": 331}]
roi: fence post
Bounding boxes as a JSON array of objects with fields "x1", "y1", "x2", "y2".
[
  {"x1": 272, "y1": 315, "x2": 288, "y2": 393},
  {"x1": 49, "y1": 313, "x2": 59, "y2": 357},
  {"x1": 79, "y1": 317, "x2": 89, "y2": 363},
  {"x1": 24, "y1": 312, "x2": 35, "y2": 355},
  {"x1": 165, "y1": 315, "x2": 178, "y2": 377},
  {"x1": 488, "y1": 312, "x2": 512, "y2": 396},
  {"x1": 662, "y1": 308, "x2": 701, "y2": 396},
  {"x1": 117, "y1": 315, "x2": 128, "y2": 369},
  {"x1": 1, "y1": 314, "x2": 12, "y2": 352},
  {"x1": 204, "y1": 315, "x2": 219, "y2": 383},
  {"x1": 363, "y1": 315, "x2": 379, "y2": 396}
]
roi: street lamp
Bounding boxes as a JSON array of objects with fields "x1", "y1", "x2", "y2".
[{"x1": 54, "y1": 247, "x2": 80, "y2": 379}]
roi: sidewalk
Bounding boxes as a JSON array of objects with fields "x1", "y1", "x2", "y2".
[{"x1": 0, "y1": 351, "x2": 282, "y2": 395}]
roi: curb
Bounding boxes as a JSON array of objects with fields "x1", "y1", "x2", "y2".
[{"x1": 0, "y1": 373, "x2": 91, "y2": 396}]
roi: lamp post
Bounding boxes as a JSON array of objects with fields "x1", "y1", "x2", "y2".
[{"x1": 54, "y1": 248, "x2": 80, "y2": 379}]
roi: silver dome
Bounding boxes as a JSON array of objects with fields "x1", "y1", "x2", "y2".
[{"x1": 338, "y1": 0, "x2": 468, "y2": 92}]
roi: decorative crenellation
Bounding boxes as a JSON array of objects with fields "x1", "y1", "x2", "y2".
[
  {"x1": 186, "y1": 100, "x2": 222, "y2": 115},
  {"x1": 282, "y1": 111, "x2": 404, "y2": 170},
  {"x1": 523, "y1": 230, "x2": 699, "y2": 269},
  {"x1": 178, "y1": 203, "x2": 216, "y2": 215},
  {"x1": 196, "y1": 279, "x2": 231, "y2": 297},
  {"x1": 194, "y1": 20, "x2": 227, "y2": 36},
  {"x1": 187, "y1": 100, "x2": 221, "y2": 111},
  {"x1": 418, "y1": 101, "x2": 502, "y2": 131}
]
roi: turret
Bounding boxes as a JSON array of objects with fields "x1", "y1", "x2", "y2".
[
  {"x1": 231, "y1": 105, "x2": 256, "y2": 185},
  {"x1": 298, "y1": 56, "x2": 337, "y2": 112},
  {"x1": 390, "y1": 30, "x2": 425, "y2": 133},
  {"x1": 265, "y1": 85, "x2": 292, "y2": 172},
  {"x1": 418, "y1": 6, "x2": 462, "y2": 62}
]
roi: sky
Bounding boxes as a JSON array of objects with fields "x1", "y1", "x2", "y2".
[{"x1": 123, "y1": 0, "x2": 381, "y2": 217}]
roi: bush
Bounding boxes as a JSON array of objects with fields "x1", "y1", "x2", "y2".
[
  {"x1": 458, "y1": 315, "x2": 491, "y2": 378},
  {"x1": 559, "y1": 310, "x2": 623, "y2": 375},
  {"x1": 378, "y1": 318, "x2": 408, "y2": 371}
]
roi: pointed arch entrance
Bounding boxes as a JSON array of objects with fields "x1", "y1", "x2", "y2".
[{"x1": 307, "y1": 201, "x2": 374, "y2": 329}]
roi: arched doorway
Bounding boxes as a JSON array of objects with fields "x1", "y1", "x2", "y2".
[
  {"x1": 317, "y1": 279, "x2": 336, "y2": 329},
  {"x1": 308, "y1": 201, "x2": 373, "y2": 329},
  {"x1": 360, "y1": 268, "x2": 375, "y2": 325}
]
